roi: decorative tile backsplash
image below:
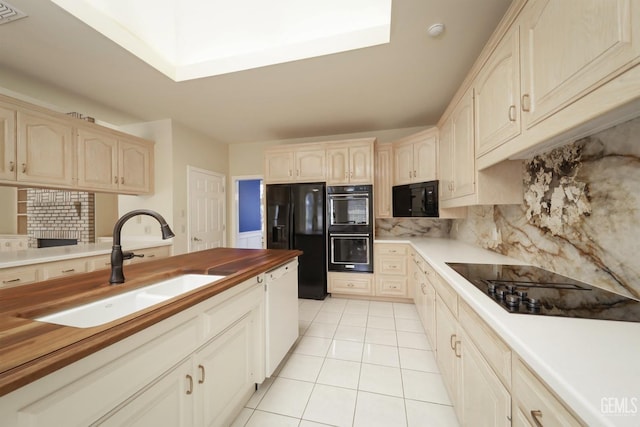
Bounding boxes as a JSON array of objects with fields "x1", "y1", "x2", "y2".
[
  {"x1": 375, "y1": 217, "x2": 451, "y2": 238},
  {"x1": 452, "y1": 117, "x2": 640, "y2": 299}
]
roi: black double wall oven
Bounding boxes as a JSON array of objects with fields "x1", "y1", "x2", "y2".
[{"x1": 327, "y1": 185, "x2": 374, "y2": 273}]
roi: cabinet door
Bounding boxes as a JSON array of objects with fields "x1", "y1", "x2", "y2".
[
  {"x1": 0, "y1": 105, "x2": 16, "y2": 181},
  {"x1": 41, "y1": 259, "x2": 88, "y2": 280},
  {"x1": 521, "y1": 0, "x2": 640, "y2": 129},
  {"x1": 475, "y1": 25, "x2": 521, "y2": 156},
  {"x1": 349, "y1": 143, "x2": 373, "y2": 184},
  {"x1": 450, "y1": 88, "x2": 475, "y2": 199},
  {"x1": 375, "y1": 276, "x2": 408, "y2": 297},
  {"x1": 196, "y1": 314, "x2": 256, "y2": 427},
  {"x1": 435, "y1": 295, "x2": 458, "y2": 405},
  {"x1": 265, "y1": 150, "x2": 294, "y2": 183},
  {"x1": 99, "y1": 358, "x2": 194, "y2": 427},
  {"x1": 374, "y1": 144, "x2": 392, "y2": 218},
  {"x1": 118, "y1": 138, "x2": 152, "y2": 194},
  {"x1": 327, "y1": 272, "x2": 373, "y2": 296},
  {"x1": 458, "y1": 328, "x2": 511, "y2": 426},
  {"x1": 393, "y1": 143, "x2": 414, "y2": 185},
  {"x1": 438, "y1": 120, "x2": 454, "y2": 201},
  {"x1": 413, "y1": 136, "x2": 437, "y2": 182},
  {"x1": 16, "y1": 111, "x2": 74, "y2": 186},
  {"x1": 295, "y1": 148, "x2": 325, "y2": 182},
  {"x1": 77, "y1": 128, "x2": 118, "y2": 190},
  {"x1": 326, "y1": 147, "x2": 350, "y2": 184}
]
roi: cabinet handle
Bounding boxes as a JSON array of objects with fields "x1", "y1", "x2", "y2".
[
  {"x1": 289, "y1": 170, "x2": 292, "y2": 177},
  {"x1": 521, "y1": 94, "x2": 531, "y2": 112},
  {"x1": 347, "y1": 283, "x2": 354, "y2": 287},
  {"x1": 530, "y1": 410, "x2": 543, "y2": 427},
  {"x1": 9, "y1": 161, "x2": 14, "y2": 172},
  {"x1": 121, "y1": 177, "x2": 124, "y2": 184},
  {"x1": 297, "y1": 169, "x2": 300, "y2": 176},
  {"x1": 22, "y1": 163, "x2": 26, "y2": 173},
  {"x1": 257, "y1": 275, "x2": 263, "y2": 283},
  {"x1": 2, "y1": 278, "x2": 21, "y2": 284},
  {"x1": 455, "y1": 340, "x2": 461, "y2": 358},
  {"x1": 147, "y1": 254, "x2": 155, "y2": 258},
  {"x1": 61, "y1": 269, "x2": 75, "y2": 273},
  {"x1": 408, "y1": 171, "x2": 412, "y2": 179},
  {"x1": 198, "y1": 364, "x2": 205, "y2": 384},
  {"x1": 114, "y1": 176, "x2": 118, "y2": 184},
  {"x1": 450, "y1": 334, "x2": 457, "y2": 350},
  {"x1": 421, "y1": 283, "x2": 427, "y2": 294},
  {"x1": 413, "y1": 170, "x2": 417, "y2": 178},
  {"x1": 508, "y1": 105, "x2": 516, "y2": 122},
  {"x1": 186, "y1": 374, "x2": 193, "y2": 395}
]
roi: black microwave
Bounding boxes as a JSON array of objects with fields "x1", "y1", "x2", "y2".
[{"x1": 392, "y1": 180, "x2": 439, "y2": 217}]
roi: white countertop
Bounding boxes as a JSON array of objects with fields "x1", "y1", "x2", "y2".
[
  {"x1": 376, "y1": 237, "x2": 640, "y2": 427},
  {"x1": 0, "y1": 239, "x2": 173, "y2": 269}
]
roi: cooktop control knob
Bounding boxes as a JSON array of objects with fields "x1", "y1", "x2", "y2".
[
  {"x1": 506, "y1": 285, "x2": 516, "y2": 294},
  {"x1": 526, "y1": 297, "x2": 541, "y2": 311},
  {"x1": 505, "y1": 294, "x2": 520, "y2": 307},
  {"x1": 487, "y1": 282, "x2": 497, "y2": 293},
  {"x1": 517, "y1": 290, "x2": 528, "y2": 299},
  {"x1": 496, "y1": 288, "x2": 507, "y2": 299}
]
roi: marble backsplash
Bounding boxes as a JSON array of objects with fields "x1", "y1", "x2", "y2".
[
  {"x1": 451, "y1": 117, "x2": 640, "y2": 299},
  {"x1": 375, "y1": 218, "x2": 451, "y2": 238}
]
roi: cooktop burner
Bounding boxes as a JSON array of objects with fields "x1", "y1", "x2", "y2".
[{"x1": 446, "y1": 263, "x2": 640, "y2": 322}]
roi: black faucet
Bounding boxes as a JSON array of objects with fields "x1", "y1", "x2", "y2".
[{"x1": 109, "y1": 209, "x2": 175, "y2": 284}]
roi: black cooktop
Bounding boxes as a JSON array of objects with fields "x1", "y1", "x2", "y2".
[{"x1": 447, "y1": 263, "x2": 640, "y2": 322}]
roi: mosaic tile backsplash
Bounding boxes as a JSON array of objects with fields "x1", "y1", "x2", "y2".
[{"x1": 452, "y1": 117, "x2": 640, "y2": 299}]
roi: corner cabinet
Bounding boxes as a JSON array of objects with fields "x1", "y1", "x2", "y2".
[
  {"x1": 16, "y1": 110, "x2": 74, "y2": 188},
  {"x1": 325, "y1": 138, "x2": 375, "y2": 185},
  {"x1": 392, "y1": 128, "x2": 438, "y2": 186},
  {"x1": 77, "y1": 127, "x2": 154, "y2": 195}
]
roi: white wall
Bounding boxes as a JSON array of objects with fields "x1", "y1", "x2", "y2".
[{"x1": 0, "y1": 187, "x2": 17, "y2": 234}]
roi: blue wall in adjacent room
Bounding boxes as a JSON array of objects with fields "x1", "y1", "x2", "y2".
[{"x1": 239, "y1": 179, "x2": 262, "y2": 232}]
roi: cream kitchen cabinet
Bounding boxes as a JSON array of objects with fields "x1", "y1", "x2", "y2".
[
  {"x1": 374, "y1": 142, "x2": 392, "y2": 218},
  {"x1": 513, "y1": 357, "x2": 583, "y2": 427},
  {"x1": 0, "y1": 274, "x2": 266, "y2": 427},
  {"x1": 77, "y1": 128, "x2": 154, "y2": 194},
  {"x1": 0, "y1": 265, "x2": 41, "y2": 289},
  {"x1": 393, "y1": 128, "x2": 438, "y2": 185},
  {"x1": 40, "y1": 258, "x2": 88, "y2": 280},
  {"x1": 435, "y1": 294, "x2": 459, "y2": 410},
  {"x1": 0, "y1": 104, "x2": 16, "y2": 181},
  {"x1": 474, "y1": 25, "x2": 521, "y2": 157},
  {"x1": 326, "y1": 138, "x2": 374, "y2": 185},
  {"x1": 327, "y1": 271, "x2": 374, "y2": 296},
  {"x1": 374, "y1": 243, "x2": 409, "y2": 298},
  {"x1": 16, "y1": 110, "x2": 74, "y2": 188},
  {"x1": 264, "y1": 144, "x2": 325, "y2": 183}
]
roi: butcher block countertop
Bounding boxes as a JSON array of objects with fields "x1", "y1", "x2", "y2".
[{"x1": 0, "y1": 247, "x2": 301, "y2": 397}]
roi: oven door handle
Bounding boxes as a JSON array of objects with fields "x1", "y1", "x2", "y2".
[{"x1": 329, "y1": 233, "x2": 371, "y2": 237}]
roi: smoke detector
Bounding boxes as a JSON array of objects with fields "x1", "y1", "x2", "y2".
[
  {"x1": 427, "y1": 23, "x2": 445, "y2": 38},
  {"x1": 0, "y1": 1, "x2": 27, "y2": 25}
]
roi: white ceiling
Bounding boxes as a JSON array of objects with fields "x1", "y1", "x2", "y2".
[{"x1": 0, "y1": 0, "x2": 512, "y2": 144}]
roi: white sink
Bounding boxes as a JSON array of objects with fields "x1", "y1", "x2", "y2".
[{"x1": 36, "y1": 274, "x2": 225, "y2": 328}]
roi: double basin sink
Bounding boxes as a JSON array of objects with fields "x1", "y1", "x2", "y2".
[{"x1": 36, "y1": 274, "x2": 226, "y2": 328}]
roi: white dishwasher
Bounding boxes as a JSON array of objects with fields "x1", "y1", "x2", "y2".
[{"x1": 265, "y1": 258, "x2": 299, "y2": 377}]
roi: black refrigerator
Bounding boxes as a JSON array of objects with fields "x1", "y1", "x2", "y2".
[{"x1": 266, "y1": 183, "x2": 327, "y2": 300}]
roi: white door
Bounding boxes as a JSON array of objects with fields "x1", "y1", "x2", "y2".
[{"x1": 188, "y1": 166, "x2": 225, "y2": 252}]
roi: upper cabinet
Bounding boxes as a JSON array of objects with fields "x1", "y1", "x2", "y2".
[
  {"x1": 474, "y1": 0, "x2": 640, "y2": 168},
  {"x1": 77, "y1": 128, "x2": 154, "y2": 194},
  {"x1": 374, "y1": 142, "x2": 392, "y2": 218},
  {"x1": 0, "y1": 104, "x2": 16, "y2": 181},
  {"x1": 0, "y1": 94, "x2": 155, "y2": 195},
  {"x1": 474, "y1": 25, "x2": 521, "y2": 156},
  {"x1": 326, "y1": 138, "x2": 374, "y2": 185},
  {"x1": 392, "y1": 128, "x2": 438, "y2": 185},
  {"x1": 264, "y1": 143, "x2": 326, "y2": 183},
  {"x1": 17, "y1": 110, "x2": 74, "y2": 188}
]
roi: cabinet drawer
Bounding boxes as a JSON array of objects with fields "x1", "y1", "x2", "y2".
[
  {"x1": 431, "y1": 271, "x2": 458, "y2": 316},
  {"x1": 375, "y1": 276, "x2": 408, "y2": 297},
  {"x1": 375, "y1": 243, "x2": 408, "y2": 256},
  {"x1": 41, "y1": 259, "x2": 88, "y2": 280},
  {"x1": 459, "y1": 300, "x2": 511, "y2": 388},
  {"x1": 376, "y1": 255, "x2": 407, "y2": 276},
  {"x1": 87, "y1": 254, "x2": 112, "y2": 271},
  {"x1": 328, "y1": 272, "x2": 373, "y2": 295},
  {"x1": 0, "y1": 266, "x2": 40, "y2": 288},
  {"x1": 513, "y1": 358, "x2": 583, "y2": 427}
]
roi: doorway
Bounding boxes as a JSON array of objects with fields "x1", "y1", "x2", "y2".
[
  {"x1": 233, "y1": 176, "x2": 264, "y2": 248},
  {"x1": 187, "y1": 166, "x2": 226, "y2": 252}
]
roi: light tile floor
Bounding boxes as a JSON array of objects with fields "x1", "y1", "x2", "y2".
[{"x1": 231, "y1": 297, "x2": 460, "y2": 427}]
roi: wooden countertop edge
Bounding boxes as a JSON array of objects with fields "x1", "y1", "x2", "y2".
[{"x1": 0, "y1": 248, "x2": 301, "y2": 397}]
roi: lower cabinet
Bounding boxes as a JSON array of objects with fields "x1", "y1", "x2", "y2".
[
  {"x1": 0, "y1": 274, "x2": 268, "y2": 427},
  {"x1": 435, "y1": 294, "x2": 459, "y2": 408},
  {"x1": 327, "y1": 272, "x2": 374, "y2": 296}
]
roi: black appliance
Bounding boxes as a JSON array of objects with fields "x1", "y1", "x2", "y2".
[
  {"x1": 266, "y1": 183, "x2": 327, "y2": 300},
  {"x1": 392, "y1": 180, "x2": 439, "y2": 217},
  {"x1": 447, "y1": 263, "x2": 640, "y2": 322},
  {"x1": 327, "y1": 185, "x2": 373, "y2": 273}
]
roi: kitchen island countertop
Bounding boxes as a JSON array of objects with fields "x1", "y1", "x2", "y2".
[
  {"x1": 0, "y1": 247, "x2": 301, "y2": 397},
  {"x1": 375, "y1": 237, "x2": 640, "y2": 427}
]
